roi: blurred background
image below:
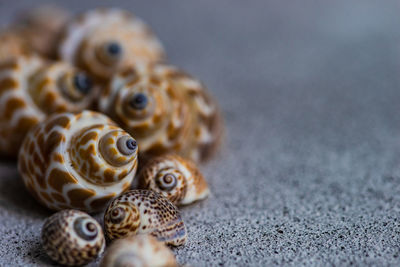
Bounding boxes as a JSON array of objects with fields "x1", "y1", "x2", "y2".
[{"x1": 0, "y1": 0, "x2": 400, "y2": 266}]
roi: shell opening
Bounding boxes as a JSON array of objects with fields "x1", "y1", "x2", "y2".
[
  {"x1": 123, "y1": 89, "x2": 155, "y2": 120},
  {"x1": 74, "y1": 217, "x2": 98, "y2": 241},
  {"x1": 99, "y1": 131, "x2": 138, "y2": 167},
  {"x1": 59, "y1": 71, "x2": 92, "y2": 101},
  {"x1": 129, "y1": 93, "x2": 148, "y2": 110},
  {"x1": 156, "y1": 172, "x2": 178, "y2": 192},
  {"x1": 110, "y1": 206, "x2": 126, "y2": 224},
  {"x1": 117, "y1": 136, "x2": 137, "y2": 156},
  {"x1": 96, "y1": 41, "x2": 123, "y2": 66}
]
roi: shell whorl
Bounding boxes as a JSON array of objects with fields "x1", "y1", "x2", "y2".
[
  {"x1": 138, "y1": 154, "x2": 210, "y2": 205},
  {"x1": 42, "y1": 210, "x2": 105, "y2": 266},
  {"x1": 100, "y1": 234, "x2": 178, "y2": 267},
  {"x1": 58, "y1": 8, "x2": 165, "y2": 80},
  {"x1": 104, "y1": 189, "x2": 187, "y2": 246},
  {"x1": 18, "y1": 111, "x2": 138, "y2": 212},
  {"x1": 98, "y1": 63, "x2": 223, "y2": 162}
]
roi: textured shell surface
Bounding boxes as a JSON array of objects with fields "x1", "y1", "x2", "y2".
[
  {"x1": 42, "y1": 209, "x2": 105, "y2": 266},
  {"x1": 58, "y1": 8, "x2": 165, "y2": 80},
  {"x1": 18, "y1": 110, "x2": 138, "y2": 212},
  {"x1": 104, "y1": 189, "x2": 187, "y2": 246},
  {"x1": 138, "y1": 154, "x2": 210, "y2": 205},
  {"x1": 100, "y1": 234, "x2": 178, "y2": 267},
  {"x1": 13, "y1": 5, "x2": 70, "y2": 58},
  {"x1": 98, "y1": 63, "x2": 223, "y2": 162},
  {"x1": 0, "y1": 56, "x2": 97, "y2": 157}
]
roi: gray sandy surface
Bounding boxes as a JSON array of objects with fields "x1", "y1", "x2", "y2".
[{"x1": 0, "y1": 0, "x2": 400, "y2": 266}]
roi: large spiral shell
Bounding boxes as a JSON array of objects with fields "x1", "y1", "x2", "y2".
[
  {"x1": 98, "y1": 63, "x2": 223, "y2": 163},
  {"x1": 58, "y1": 8, "x2": 165, "y2": 81},
  {"x1": 18, "y1": 111, "x2": 138, "y2": 212},
  {"x1": 42, "y1": 209, "x2": 105, "y2": 266},
  {"x1": 138, "y1": 154, "x2": 210, "y2": 205},
  {"x1": 0, "y1": 56, "x2": 97, "y2": 157},
  {"x1": 104, "y1": 189, "x2": 187, "y2": 246},
  {"x1": 100, "y1": 234, "x2": 178, "y2": 267}
]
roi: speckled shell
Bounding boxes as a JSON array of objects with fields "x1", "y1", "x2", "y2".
[
  {"x1": 42, "y1": 209, "x2": 105, "y2": 266},
  {"x1": 0, "y1": 30, "x2": 31, "y2": 61},
  {"x1": 100, "y1": 234, "x2": 178, "y2": 267},
  {"x1": 13, "y1": 6, "x2": 70, "y2": 58},
  {"x1": 0, "y1": 56, "x2": 97, "y2": 157},
  {"x1": 138, "y1": 154, "x2": 209, "y2": 205},
  {"x1": 104, "y1": 189, "x2": 187, "y2": 246},
  {"x1": 58, "y1": 8, "x2": 165, "y2": 81},
  {"x1": 18, "y1": 111, "x2": 138, "y2": 212},
  {"x1": 98, "y1": 63, "x2": 223, "y2": 163}
]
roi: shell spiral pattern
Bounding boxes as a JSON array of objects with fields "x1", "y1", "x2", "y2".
[
  {"x1": 138, "y1": 154, "x2": 210, "y2": 205},
  {"x1": 98, "y1": 63, "x2": 223, "y2": 163},
  {"x1": 18, "y1": 111, "x2": 138, "y2": 212},
  {"x1": 0, "y1": 56, "x2": 96, "y2": 157},
  {"x1": 58, "y1": 8, "x2": 165, "y2": 81},
  {"x1": 104, "y1": 189, "x2": 187, "y2": 246},
  {"x1": 100, "y1": 234, "x2": 178, "y2": 267},
  {"x1": 42, "y1": 209, "x2": 105, "y2": 266}
]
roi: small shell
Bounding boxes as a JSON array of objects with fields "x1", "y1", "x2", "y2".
[
  {"x1": 13, "y1": 5, "x2": 70, "y2": 58},
  {"x1": 58, "y1": 8, "x2": 165, "y2": 80},
  {"x1": 98, "y1": 63, "x2": 223, "y2": 163},
  {"x1": 138, "y1": 154, "x2": 210, "y2": 205},
  {"x1": 0, "y1": 56, "x2": 97, "y2": 157},
  {"x1": 0, "y1": 30, "x2": 31, "y2": 61},
  {"x1": 100, "y1": 234, "x2": 178, "y2": 267},
  {"x1": 18, "y1": 111, "x2": 138, "y2": 212},
  {"x1": 42, "y1": 209, "x2": 105, "y2": 266},
  {"x1": 104, "y1": 189, "x2": 187, "y2": 246}
]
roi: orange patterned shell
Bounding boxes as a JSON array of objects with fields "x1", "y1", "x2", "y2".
[
  {"x1": 18, "y1": 111, "x2": 138, "y2": 212},
  {"x1": 58, "y1": 8, "x2": 165, "y2": 81},
  {"x1": 138, "y1": 154, "x2": 210, "y2": 205},
  {"x1": 98, "y1": 63, "x2": 223, "y2": 163},
  {"x1": 0, "y1": 56, "x2": 97, "y2": 157},
  {"x1": 100, "y1": 234, "x2": 178, "y2": 267},
  {"x1": 104, "y1": 189, "x2": 187, "y2": 246}
]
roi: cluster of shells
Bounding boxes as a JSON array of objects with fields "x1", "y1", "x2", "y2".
[{"x1": 0, "y1": 5, "x2": 223, "y2": 266}]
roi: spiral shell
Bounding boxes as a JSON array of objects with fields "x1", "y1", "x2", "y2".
[
  {"x1": 0, "y1": 56, "x2": 97, "y2": 157},
  {"x1": 104, "y1": 189, "x2": 187, "y2": 246},
  {"x1": 18, "y1": 111, "x2": 138, "y2": 212},
  {"x1": 100, "y1": 234, "x2": 178, "y2": 267},
  {"x1": 59, "y1": 8, "x2": 165, "y2": 81},
  {"x1": 138, "y1": 154, "x2": 209, "y2": 205},
  {"x1": 98, "y1": 63, "x2": 223, "y2": 163},
  {"x1": 0, "y1": 30, "x2": 31, "y2": 61},
  {"x1": 12, "y1": 6, "x2": 70, "y2": 58},
  {"x1": 42, "y1": 209, "x2": 105, "y2": 266}
]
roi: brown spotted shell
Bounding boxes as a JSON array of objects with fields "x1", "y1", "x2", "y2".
[
  {"x1": 138, "y1": 154, "x2": 209, "y2": 205},
  {"x1": 0, "y1": 29, "x2": 31, "y2": 61},
  {"x1": 18, "y1": 111, "x2": 138, "y2": 212},
  {"x1": 100, "y1": 234, "x2": 178, "y2": 267},
  {"x1": 0, "y1": 55, "x2": 97, "y2": 157},
  {"x1": 98, "y1": 63, "x2": 223, "y2": 163},
  {"x1": 42, "y1": 209, "x2": 105, "y2": 266},
  {"x1": 12, "y1": 5, "x2": 70, "y2": 58},
  {"x1": 104, "y1": 189, "x2": 187, "y2": 246},
  {"x1": 58, "y1": 8, "x2": 165, "y2": 81}
]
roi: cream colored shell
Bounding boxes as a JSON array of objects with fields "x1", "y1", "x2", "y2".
[
  {"x1": 138, "y1": 154, "x2": 210, "y2": 205},
  {"x1": 98, "y1": 63, "x2": 223, "y2": 163},
  {"x1": 100, "y1": 234, "x2": 178, "y2": 267},
  {"x1": 42, "y1": 209, "x2": 105, "y2": 266},
  {"x1": 18, "y1": 111, "x2": 138, "y2": 212},
  {"x1": 58, "y1": 8, "x2": 165, "y2": 80},
  {"x1": 0, "y1": 56, "x2": 96, "y2": 157},
  {"x1": 104, "y1": 189, "x2": 187, "y2": 246}
]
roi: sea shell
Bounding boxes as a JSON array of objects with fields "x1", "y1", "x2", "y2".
[
  {"x1": 12, "y1": 5, "x2": 70, "y2": 58},
  {"x1": 18, "y1": 111, "x2": 138, "y2": 212},
  {"x1": 42, "y1": 209, "x2": 105, "y2": 266},
  {"x1": 0, "y1": 30, "x2": 31, "y2": 61},
  {"x1": 0, "y1": 56, "x2": 96, "y2": 157},
  {"x1": 58, "y1": 8, "x2": 165, "y2": 81},
  {"x1": 104, "y1": 189, "x2": 187, "y2": 246},
  {"x1": 100, "y1": 234, "x2": 178, "y2": 267},
  {"x1": 138, "y1": 154, "x2": 210, "y2": 205},
  {"x1": 98, "y1": 63, "x2": 223, "y2": 163}
]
